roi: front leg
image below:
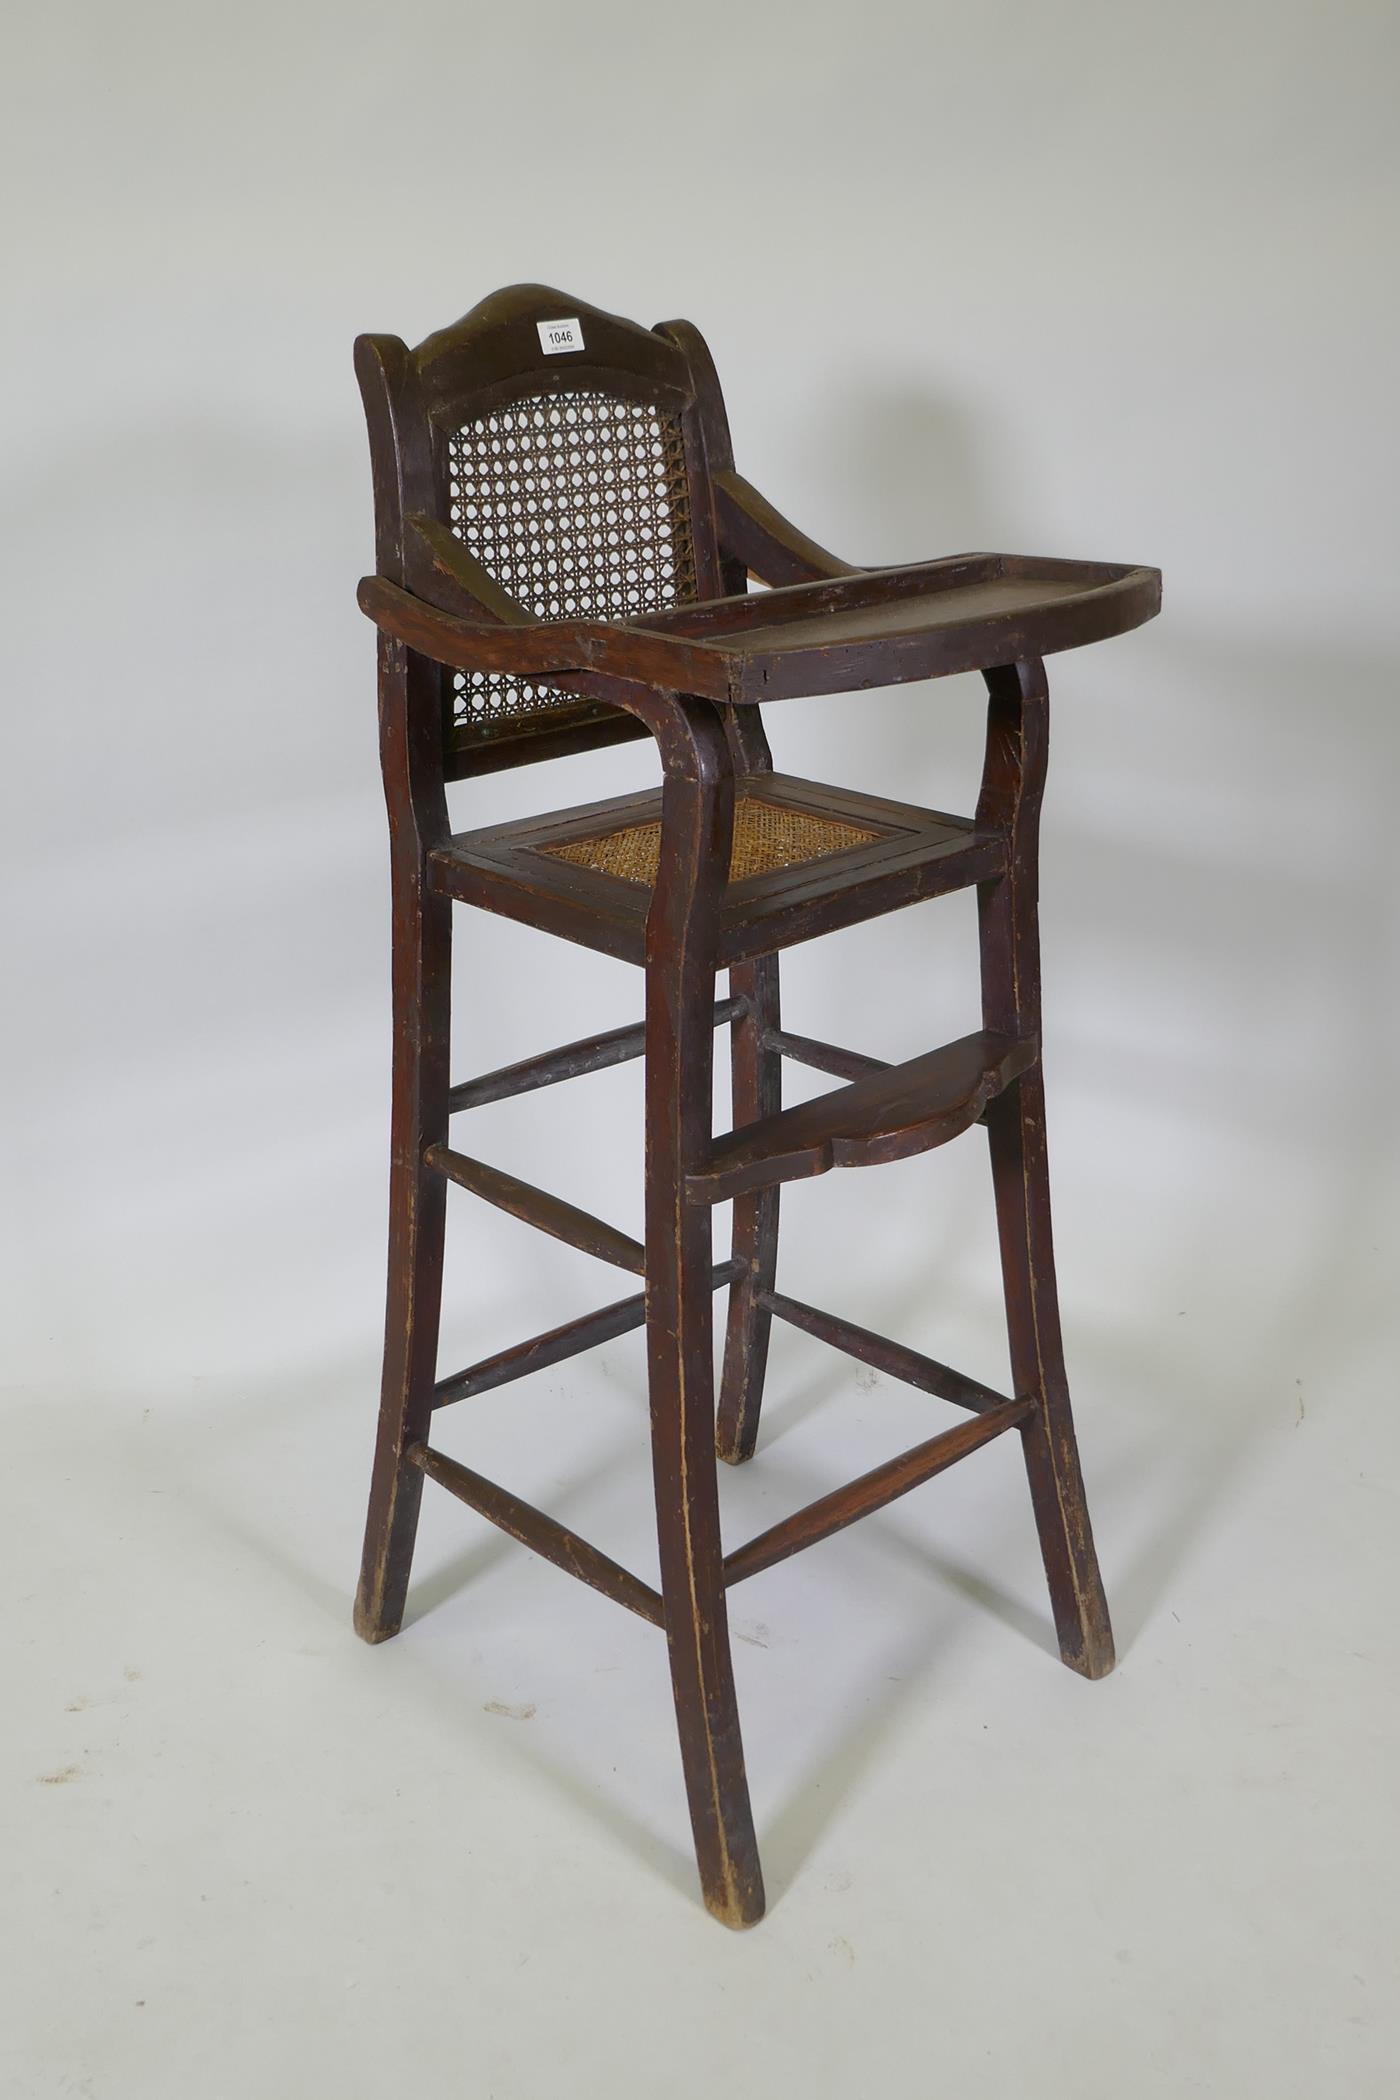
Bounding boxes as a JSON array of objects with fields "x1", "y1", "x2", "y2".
[
  {"x1": 716, "y1": 953, "x2": 782, "y2": 1464},
  {"x1": 356, "y1": 636, "x2": 452, "y2": 1642},
  {"x1": 643, "y1": 698, "x2": 765, "y2": 1927},
  {"x1": 977, "y1": 659, "x2": 1114, "y2": 1679}
]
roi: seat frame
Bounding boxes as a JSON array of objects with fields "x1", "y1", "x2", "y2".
[{"x1": 351, "y1": 286, "x2": 1152, "y2": 1928}]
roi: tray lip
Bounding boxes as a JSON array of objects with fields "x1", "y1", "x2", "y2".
[
  {"x1": 623, "y1": 550, "x2": 1162, "y2": 702},
  {"x1": 361, "y1": 550, "x2": 1160, "y2": 714},
  {"x1": 633, "y1": 551, "x2": 1140, "y2": 642},
  {"x1": 762, "y1": 583, "x2": 1156, "y2": 699}
]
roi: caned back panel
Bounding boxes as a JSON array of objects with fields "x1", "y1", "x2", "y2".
[
  {"x1": 444, "y1": 387, "x2": 700, "y2": 742},
  {"x1": 357, "y1": 285, "x2": 730, "y2": 769}
]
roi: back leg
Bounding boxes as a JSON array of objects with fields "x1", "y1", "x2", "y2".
[
  {"x1": 986, "y1": 1065, "x2": 1115, "y2": 1678},
  {"x1": 975, "y1": 657, "x2": 1112, "y2": 1679},
  {"x1": 354, "y1": 869, "x2": 451, "y2": 1643},
  {"x1": 716, "y1": 954, "x2": 782, "y2": 1464}
]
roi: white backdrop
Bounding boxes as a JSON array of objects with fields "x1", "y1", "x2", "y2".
[{"x1": 4, "y1": 4, "x2": 1398, "y2": 2096}]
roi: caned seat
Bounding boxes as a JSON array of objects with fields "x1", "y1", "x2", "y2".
[
  {"x1": 429, "y1": 773, "x2": 1001, "y2": 966},
  {"x1": 544, "y1": 791, "x2": 882, "y2": 884},
  {"x1": 350, "y1": 284, "x2": 1161, "y2": 1929}
]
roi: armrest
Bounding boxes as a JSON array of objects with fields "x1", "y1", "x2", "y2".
[
  {"x1": 714, "y1": 470, "x2": 860, "y2": 587},
  {"x1": 357, "y1": 576, "x2": 733, "y2": 700}
]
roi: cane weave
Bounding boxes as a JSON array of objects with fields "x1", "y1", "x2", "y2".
[
  {"x1": 447, "y1": 390, "x2": 698, "y2": 737},
  {"x1": 541, "y1": 796, "x2": 884, "y2": 888}
]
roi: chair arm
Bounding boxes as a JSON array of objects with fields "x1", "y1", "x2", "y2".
[
  {"x1": 357, "y1": 576, "x2": 732, "y2": 701},
  {"x1": 714, "y1": 470, "x2": 861, "y2": 587}
]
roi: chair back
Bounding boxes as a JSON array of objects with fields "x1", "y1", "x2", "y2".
[{"x1": 356, "y1": 285, "x2": 733, "y2": 774}]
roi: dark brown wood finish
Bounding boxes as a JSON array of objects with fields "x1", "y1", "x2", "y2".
[
  {"x1": 667, "y1": 316, "x2": 787, "y2": 1477},
  {"x1": 760, "y1": 1028, "x2": 891, "y2": 1083},
  {"x1": 352, "y1": 326, "x2": 457, "y2": 1644},
  {"x1": 446, "y1": 999, "x2": 743, "y2": 1114},
  {"x1": 424, "y1": 1144, "x2": 647, "y2": 1276},
  {"x1": 426, "y1": 772, "x2": 1005, "y2": 970},
  {"x1": 715, "y1": 950, "x2": 783, "y2": 1467},
  {"x1": 713, "y1": 468, "x2": 859, "y2": 587},
  {"x1": 759, "y1": 1289, "x2": 1016, "y2": 1416},
  {"x1": 639, "y1": 696, "x2": 765, "y2": 1928},
  {"x1": 407, "y1": 1442, "x2": 666, "y2": 1627},
  {"x1": 352, "y1": 633, "x2": 452, "y2": 1643},
  {"x1": 975, "y1": 659, "x2": 1116, "y2": 1678},
  {"x1": 722, "y1": 1399, "x2": 1034, "y2": 1589},
  {"x1": 692, "y1": 1029, "x2": 1038, "y2": 1204},
  {"x1": 350, "y1": 283, "x2": 1157, "y2": 1925},
  {"x1": 360, "y1": 553, "x2": 1161, "y2": 707},
  {"x1": 433, "y1": 1260, "x2": 743, "y2": 1410}
]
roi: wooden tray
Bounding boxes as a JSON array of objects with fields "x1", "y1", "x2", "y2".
[
  {"x1": 360, "y1": 551, "x2": 1160, "y2": 710},
  {"x1": 637, "y1": 553, "x2": 1161, "y2": 701}
]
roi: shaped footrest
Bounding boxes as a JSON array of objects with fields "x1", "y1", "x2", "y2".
[{"x1": 690, "y1": 1029, "x2": 1037, "y2": 1204}]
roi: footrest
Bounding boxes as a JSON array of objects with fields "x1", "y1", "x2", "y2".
[{"x1": 689, "y1": 1030, "x2": 1037, "y2": 1204}]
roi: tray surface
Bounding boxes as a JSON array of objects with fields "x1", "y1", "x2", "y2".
[
  {"x1": 634, "y1": 552, "x2": 1160, "y2": 700},
  {"x1": 696, "y1": 574, "x2": 1087, "y2": 652},
  {"x1": 359, "y1": 549, "x2": 1161, "y2": 710}
]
